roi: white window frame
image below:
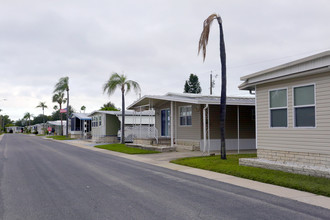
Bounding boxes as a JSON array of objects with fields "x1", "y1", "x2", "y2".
[
  {"x1": 293, "y1": 83, "x2": 316, "y2": 128},
  {"x1": 268, "y1": 88, "x2": 288, "y2": 128},
  {"x1": 179, "y1": 105, "x2": 192, "y2": 127},
  {"x1": 99, "y1": 115, "x2": 102, "y2": 126}
]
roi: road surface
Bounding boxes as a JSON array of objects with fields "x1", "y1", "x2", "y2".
[{"x1": 0, "y1": 134, "x2": 329, "y2": 219}]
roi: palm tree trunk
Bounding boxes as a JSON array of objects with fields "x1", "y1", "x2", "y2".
[
  {"x1": 121, "y1": 89, "x2": 125, "y2": 144},
  {"x1": 217, "y1": 17, "x2": 227, "y2": 160},
  {"x1": 66, "y1": 89, "x2": 69, "y2": 137}
]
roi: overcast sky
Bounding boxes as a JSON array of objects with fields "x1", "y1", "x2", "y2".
[{"x1": 1, "y1": 0, "x2": 329, "y2": 121}]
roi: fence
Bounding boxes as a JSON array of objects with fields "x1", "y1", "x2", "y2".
[{"x1": 118, "y1": 125, "x2": 158, "y2": 143}]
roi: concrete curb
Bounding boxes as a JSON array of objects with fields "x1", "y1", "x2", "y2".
[{"x1": 45, "y1": 137, "x2": 330, "y2": 210}]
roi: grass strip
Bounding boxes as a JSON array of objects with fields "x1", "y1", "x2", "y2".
[
  {"x1": 171, "y1": 154, "x2": 330, "y2": 197},
  {"x1": 95, "y1": 143, "x2": 160, "y2": 154},
  {"x1": 46, "y1": 135, "x2": 75, "y2": 140}
]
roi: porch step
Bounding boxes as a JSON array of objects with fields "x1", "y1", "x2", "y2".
[{"x1": 175, "y1": 144, "x2": 200, "y2": 151}]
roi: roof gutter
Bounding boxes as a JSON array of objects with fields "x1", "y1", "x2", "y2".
[{"x1": 239, "y1": 65, "x2": 330, "y2": 90}]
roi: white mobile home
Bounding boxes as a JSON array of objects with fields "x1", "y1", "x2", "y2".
[
  {"x1": 128, "y1": 93, "x2": 256, "y2": 152},
  {"x1": 89, "y1": 110, "x2": 155, "y2": 143}
]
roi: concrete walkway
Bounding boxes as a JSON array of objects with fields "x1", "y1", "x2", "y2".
[{"x1": 47, "y1": 138, "x2": 330, "y2": 210}]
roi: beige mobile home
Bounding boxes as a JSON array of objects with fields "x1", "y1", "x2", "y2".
[
  {"x1": 128, "y1": 93, "x2": 256, "y2": 152},
  {"x1": 239, "y1": 51, "x2": 330, "y2": 177}
]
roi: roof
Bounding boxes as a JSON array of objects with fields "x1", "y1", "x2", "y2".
[
  {"x1": 239, "y1": 50, "x2": 330, "y2": 90},
  {"x1": 71, "y1": 113, "x2": 92, "y2": 120},
  {"x1": 127, "y1": 92, "x2": 255, "y2": 110},
  {"x1": 47, "y1": 120, "x2": 66, "y2": 126},
  {"x1": 88, "y1": 110, "x2": 155, "y2": 117}
]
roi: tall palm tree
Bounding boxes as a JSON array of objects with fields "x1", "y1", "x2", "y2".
[
  {"x1": 198, "y1": 13, "x2": 227, "y2": 159},
  {"x1": 54, "y1": 77, "x2": 69, "y2": 137},
  {"x1": 52, "y1": 92, "x2": 66, "y2": 136},
  {"x1": 103, "y1": 73, "x2": 140, "y2": 144},
  {"x1": 36, "y1": 101, "x2": 48, "y2": 133}
]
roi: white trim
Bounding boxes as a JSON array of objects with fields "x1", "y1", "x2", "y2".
[
  {"x1": 292, "y1": 83, "x2": 316, "y2": 128},
  {"x1": 268, "y1": 87, "x2": 288, "y2": 128}
]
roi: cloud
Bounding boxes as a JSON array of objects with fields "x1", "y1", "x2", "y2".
[{"x1": 0, "y1": 0, "x2": 330, "y2": 120}]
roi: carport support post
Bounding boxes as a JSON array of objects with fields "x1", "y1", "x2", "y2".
[
  {"x1": 237, "y1": 105, "x2": 240, "y2": 154},
  {"x1": 171, "y1": 101, "x2": 174, "y2": 147}
]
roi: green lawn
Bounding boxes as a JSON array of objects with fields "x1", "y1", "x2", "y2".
[
  {"x1": 171, "y1": 154, "x2": 330, "y2": 197},
  {"x1": 95, "y1": 144, "x2": 160, "y2": 154},
  {"x1": 46, "y1": 135, "x2": 75, "y2": 140}
]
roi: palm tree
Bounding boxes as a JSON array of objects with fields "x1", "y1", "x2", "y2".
[
  {"x1": 23, "y1": 112, "x2": 32, "y2": 127},
  {"x1": 198, "y1": 14, "x2": 227, "y2": 159},
  {"x1": 36, "y1": 101, "x2": 48, "y2": 133},
  {"x1": 81, "y1": 105, "x2": 86, "y2": 113},
  {"x1": 103, "y1": 73, "x2": 140, "y2": 144},
  {"x1": 52, "y1": 92, "x2": 66, "y2": 136},
  {"x1": 53, "y1": 105, "x2": 58, "y2": 111},
  {"x1": 54, "y1": 77, "x2": 69, "y2": 137}
]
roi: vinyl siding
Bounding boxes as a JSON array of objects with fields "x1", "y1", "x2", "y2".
[
  {"x1": 256, "y1": 72, "x2": 330, "y2": 154},
  {"x1": 176, "y1": 103, "x2": 201, "y2": 140},
  {"x1": 154, "y1": 102, "x2": 201, "y2": 140}
]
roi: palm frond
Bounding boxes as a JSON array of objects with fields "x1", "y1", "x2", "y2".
[
  {"x1": 36, "y1": 101, "x2": 47, "y2": 108},
  {"x1": 125, "y1": 80, "x2": 140, "y2": 94},
  {"x1": 198, "y1": 13, "x2": 219, "y2": 61},
  {"x1": 103, "y1": 72, "x2": 126, "y2": 96},
  {"x1": 54, "y1": 76, "x2": 69, "y2": 93}
]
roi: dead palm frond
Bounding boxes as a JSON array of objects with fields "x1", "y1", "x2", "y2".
[{"x1": 198, "y1": 13, "x2": 221, "y2": 61}]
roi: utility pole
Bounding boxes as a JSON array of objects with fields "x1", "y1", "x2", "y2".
[
  {"x1": 209, "y1": 71, "x2": 217, "y2": 95},
  {"x1": 210, "y1": 73, "x2": 212, "y2": 95}
]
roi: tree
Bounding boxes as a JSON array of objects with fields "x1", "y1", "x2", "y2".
[
  {"x1": 52, "y1": 92, "x2": 66, "y2": 135},
  {"x1": 36, "y1": 101, "x2": 48, "y2": 132},
  {"x1": 100, "y1": 102, "x2": 119, "y2": 111},
  {"x1": 23, "y1": 112, "x2": 32, "y2": 127},
  {"x1": 183, "y1": 73, "x2": 202, "y2": 94},
  {"x1": 198, "y1": 14, "x2": 227, "y2": 159},
  {"x1": 54, "y1": 76, "x2": 69, "y2": 137},
  {"x1": 80, "y1": 105, "x2": 86, "y2": 113},
  {"x1": 53, "y1": 105, "x2": 58, "y2": 111},
  {"x1": 103, "y1": 73, "x2": 140, "y2": 144},
  {"x1": 1, "y1": 115, "x2": 13, "y2": 130}
]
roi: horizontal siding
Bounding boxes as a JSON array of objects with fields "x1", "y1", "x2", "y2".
[
  {"x1": 256, "y1": 72, "x2": 330, "y2": 154},
  {"x1": 176, "y1": 103, "x2": 201, "y2": 140}
]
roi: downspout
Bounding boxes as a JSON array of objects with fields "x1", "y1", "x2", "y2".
[
  {"x1": 203, "y1": 104, "x2": 209, "y2": 153},
  {"x1": 237, "y1": 105, "x2": 240, "y2": 154},
  {"x1": 170, "y1": 101, "x2": 174, "y2": 147}
]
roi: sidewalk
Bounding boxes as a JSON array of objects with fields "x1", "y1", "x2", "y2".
[{"x1": 56, "y1": 139, "x2": 330, "y2": 210}]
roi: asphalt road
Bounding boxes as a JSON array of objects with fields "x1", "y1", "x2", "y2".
[{"x1": 0, "y1": 134, "x2": 329, "y2": 220}]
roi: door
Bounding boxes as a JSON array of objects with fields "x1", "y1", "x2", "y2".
[{"x1": 161, "y1": 109, "x2": 170, "y2": 136}]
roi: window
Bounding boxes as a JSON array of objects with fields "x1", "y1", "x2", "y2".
[
  {"x1": 99, "y1": 116, "x2": 102, "y2": 126},
  {"x1": 180, "y1": 106, "x2": 192, "y2": 126},
  {"x1": 269, "y1": 89, "x2": 287, "y2": 127},
  {"x1": 294, "y1": 85, "x2": 315, "y2": 127}
]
